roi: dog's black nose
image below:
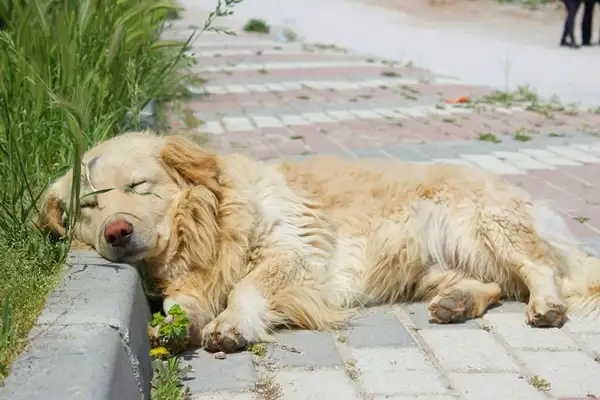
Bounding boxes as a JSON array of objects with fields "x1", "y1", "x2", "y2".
[{"x1": 104, "y1": 219, "x2": 133, "y2": 247}]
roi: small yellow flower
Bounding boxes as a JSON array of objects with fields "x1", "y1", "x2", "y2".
[{"x1": 150, "y1": 346, "x2": 170, "y2": 359}]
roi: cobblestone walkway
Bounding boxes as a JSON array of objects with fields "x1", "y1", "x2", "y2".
[{"x1": 163, "y1": 19, "x2": 600, "y2": 400}]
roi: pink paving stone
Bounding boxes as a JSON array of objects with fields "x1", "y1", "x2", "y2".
[
  {"x1": 452, "y1": 113, "x2": 510, "y2": 137},
  {"x1": 273, "y1": 138, "x2": 312, "y2": 156},
  {"x1": 196, "y1": 67, "x2": 414, "y2": 82},
  {"x1": 503, "y1": 174, "x2": 600, "y2": 234},
  {"x1": 559, "y1": 165, "x2": 600, "y2": 191},
  {"x1": 532, "y1": 169, "x2": 600, "y2": 205},
  {"x1": 409, "y1": 83, "x2": 496, "y2": 100},
  {"x1": 288, "y1": 126, "x2": 345, "y2": 153},
  {"x1": 420, "y1": 118, "x2": 472, "y2": 141},
  {"x1": 194, "y1": 53, "x2": 367, "y2": 66},
  {"x1": 246, "y1": 145, "x2": 281, "y2": 160},
  {"x1": 561, "y1": 212, "x2": 600, "y2": 237}
]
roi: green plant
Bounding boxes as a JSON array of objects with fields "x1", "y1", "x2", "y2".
[
  {"x1": 151, "y1": 357, "x2": 193, "y2": 400},
  {"x1": 243, "y1": 18, "x2": 270, "y2": 34},
  {"x1": 478, "y1": 132, "x2": 502, "y2": 143},
  {"x1": 0, "y1": 0, "x2": 243, "y2": 383},
  {"x1": 149, "y1": 304, "x2": 192, "y2": 400}
]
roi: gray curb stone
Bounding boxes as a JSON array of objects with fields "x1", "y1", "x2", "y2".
[{"x1": 0, "y1": 251, "x2": 152, "y2": 400}]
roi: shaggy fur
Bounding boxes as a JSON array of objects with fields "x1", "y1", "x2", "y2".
[{"x1": 37, "y1": 131, "x2": 600, "y2": 353}]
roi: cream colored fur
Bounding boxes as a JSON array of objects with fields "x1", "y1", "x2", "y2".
[{"x1": 37, "y1": 131, "x2": 600, "y2": 353}]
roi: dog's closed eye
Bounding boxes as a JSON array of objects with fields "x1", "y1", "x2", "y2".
[
  {"x1": 125, "y1": 181, "x2": 147, "y2": 191},
  {"x1": 80, "y1": 201, "x2": 98, "y2": 209}
]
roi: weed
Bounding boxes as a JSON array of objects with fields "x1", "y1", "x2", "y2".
[
  {"x1": 574, "y1": 216, "x2": 590, "y2": 224},
  {"x1": 248, "y1": 343, "x2": 268, "y2": 357},
  {"x1": 478, "y1": 133, "x2": 502, "y2": 143},
  {"x1": 243, "y1": 18, "x2": 270, "y2": 34},
  {"x1": 381, "y1": 70, "x2": 401, "y2": 78},
  {"x1": 514, "y1": 130, "x2": 533, "y2": 142},
  {"x1": 548, "y1": 132, "x2": 566, "y2": 137},
  {"x1": 149, "y1": 304, "x2": 193, "y2": 400},
  {"x1": 529, "y1": 375, "x2": 551, "y2": 391},
  {"x1": 344, "y1": 360, "x2": 359, "y2": 381}
]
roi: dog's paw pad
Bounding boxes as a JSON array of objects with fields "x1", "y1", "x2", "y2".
[
  {"x1": 201, "y1": 318, "x2": 249, "y2": 353},
  {"x1": 428, "y1": 288, "x2": 473, "y2": 324},
  {"x1": 526, "y1": 296, "x2": 567, "y2": 328}
]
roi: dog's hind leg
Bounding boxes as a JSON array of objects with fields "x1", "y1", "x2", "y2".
[{"x1": 427, "y1": 278, "x2": 501, "y2": 324}]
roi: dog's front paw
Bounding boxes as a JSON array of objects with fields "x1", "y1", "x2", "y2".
[
  {"x1": 201, "y1": 315, "x2": 250, "y2": 353},
  {"x1": 525, "y1": 296, "x2": 567, "y2": 328}
]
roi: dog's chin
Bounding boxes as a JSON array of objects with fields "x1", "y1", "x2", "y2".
[{"x1": 99, "y1": 237, "x2": 157, "y2": 264}]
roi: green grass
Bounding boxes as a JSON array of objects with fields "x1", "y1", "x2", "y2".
[
  {"x1": 243, "y1": 18, "x2": 270, "y2": 34},
  {"x1": 0, "y1": 0, "x2": 208, "y2": 383}
]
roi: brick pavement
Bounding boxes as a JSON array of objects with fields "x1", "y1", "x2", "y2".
[{"x1": 162, "y1": 21, "x2": 600, "y2": 400}]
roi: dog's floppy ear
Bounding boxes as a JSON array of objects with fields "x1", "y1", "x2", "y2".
[
  {"x1": 34, "y1": 175, "x2": 71, "y2": 239},
  {"x1": 160, "y1": 135, "x2": 221, "y2": 194}
]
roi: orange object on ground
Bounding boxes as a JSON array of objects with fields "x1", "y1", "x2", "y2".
[{"x1": 445, "y1": 96, "x2": 469, "y2": 104}]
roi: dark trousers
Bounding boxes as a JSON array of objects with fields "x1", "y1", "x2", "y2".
[
  {"x1": 562, "y1": 0, "x2": 583, "y2": 44},
  {"x1": 582, "y1": 0, "x2": 600, "y2": 44}
]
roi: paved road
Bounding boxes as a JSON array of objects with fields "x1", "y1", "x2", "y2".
[
  {"x1": 163, "y1": 18, "x2": 600, "y2": 400},
  {"x1": 185, "y1": 0, "x2": 600, "y2": 107}
]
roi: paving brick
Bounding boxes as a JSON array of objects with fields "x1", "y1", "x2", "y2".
[
  {"x1": 345, "y1": 306, "x2": 416, "y2": 348},
  {"x1": 575, "y1": 333, "x2": 600, "y2": 355},
  {"x1": 193, "y1": 392, "x2": 257, "y2": 400},
  {"x1": 405, "y1": 302, "x2": 479, "y2": 330},
  {"x1": 269, "y1": 331, "x2": 343, "y2": 368},
  {"x1": 184, "y1": 351, "x2": 257, "y2": 393},
  {"x1": 483, "y1": 312, "x2": 578, "y2": 350},
  {"x1": 548, "y1": 145, "x2": 600, "y2": 163},
  {"x1": 222, "y1": 117, "x2": 255, "y2": 132},
  {"x1": 493, "y1": 150, "x2": 553, "y2": 170},
  {"x1": 419, "y1": 329, "x2": 517, "y2": 372},
  {"x1": 520, "y1": 148, "x2": 583, "y2": 166},
  {"x1": 460, "y1": 153, "x2": 526, "y2": 175},
  {"x1": 485, "y1": 301, "x2": 527, "y2": 314},
  {"x1": 518, "y1": 351, "x2": 600, "y2": 397},
  {"x1": 383, "y1": 147, "x2": 430, "y2": 161},
  {"x1": 371, "y1": 396, "x2": 456, "y2": 400},
  {"x1": 449, "y1": 373, "x2": 545, "y2": 400},
  {"x1": 352, "y1": 147, "x2": 390, "y2": 158},
  {"x1": 352, "y1": 347, "x2": 448, "y2": 396},
  {"x1": 275, "y1": 369, "x2": 360, "y2": 400}
]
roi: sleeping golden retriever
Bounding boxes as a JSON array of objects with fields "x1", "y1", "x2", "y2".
[{"x1": 37, "y1": 130, "x2": 600, "y2": 353}]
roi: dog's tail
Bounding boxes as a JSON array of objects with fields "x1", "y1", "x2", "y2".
[{"x1": 533, "y1": 201, "x2": 600, "y2": 318}]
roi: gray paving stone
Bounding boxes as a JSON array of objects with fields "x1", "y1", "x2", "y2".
[
  {"x1": 405, "y1": 302, "x2": 479, "y2": 330},
  {"x1": 270, "y1": 330, "x2": 343, "y2": 368},
  {"x1": 352, "y1": 147, "x2": 391, "y2": 159},
  {"x1": 345, "y1": 306, "x2": 416, "y2": 348},
  {"x1": 483, "y1": 312, "x2": 578, "y2": 351},
  {"x1": 420, "y1": 329, "x2": 518, "y2": 372},
  {"x1": 275, "y1": 369, "x2": 361, "y2": 400},
  {"x1": 184, "y1": 350, "x2": 257, "y2": 393},
  {"x1": 485, "y1": 301, "x2": 526, "y2": 314},
  {"x1": 383, "y1": 147, "x2": 430, "y2": 161},
  {"x1": 575, "y1": 333, "x2": 600, "y2": 355},
  {"x1": 449, "y1": 373, "x2": 545, "y2": 400},
  {"x1": 352, "y1": 347, "x2": 448, "y2": 396},
  {"x1": 518, "y1": 350, "x2": 600, "y2": 398}
]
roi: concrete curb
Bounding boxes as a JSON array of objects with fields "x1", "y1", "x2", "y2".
[{"x1": 0, "y1": 250, "x2": 152, "y2": 400}]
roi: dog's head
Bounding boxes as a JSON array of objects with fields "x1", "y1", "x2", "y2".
[{"x1": 36, "y1": 131, "x2": 221, "y2": 265}]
